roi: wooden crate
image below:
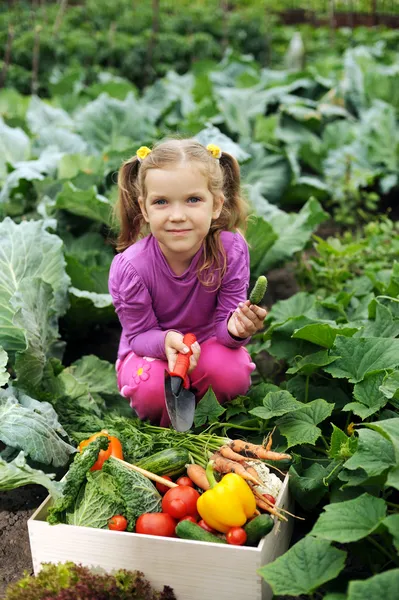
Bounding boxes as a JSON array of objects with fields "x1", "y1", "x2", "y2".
[{"x1": 28, "y1": 474, "x2": 292, "y2": 600}]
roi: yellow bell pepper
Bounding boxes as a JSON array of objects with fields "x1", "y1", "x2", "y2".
[{"x1": 197, "y1": 461, "x2": 256, "y2": 533}]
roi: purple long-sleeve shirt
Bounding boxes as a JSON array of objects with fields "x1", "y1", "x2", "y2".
[{"x1": 108, "y1": 230, "x2": 250, "y2": 361}]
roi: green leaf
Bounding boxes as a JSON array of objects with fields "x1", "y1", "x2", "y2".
[
  {"x1": 267, "y1": 292, "x2": 316, "y2": 325},
  {"x1": 347, "y1": 569, "x2": 399, "y2": 600},
  {"x1": 380, "y1": 371, "x2": 399, "y2": 401},
  {"x1": 387, "y1": 465, "x2": 399, "y2": 491},
  {"x1": 311, "y1": 493, "x2": 387, "y2": 542},
  {"x1": 12, "y1": 279, "x2": 60, "y2": 391},
  {"x1": 258, "y1": 536, "x2": 346, "y2": 596},
  {"x1": 0, "y1": 388, "x2": 76, "y2": 467},
  {"x1": 67, "y1": 355, "x2": 119, "y2": 396},
  {"x1": 344, "y1": 428, "x2": 396, "y2": 477},
  {"x1": 292, "y1": 323, "x2": 358, "y2": 349},
  {"x1": 0, "y1": 451, "x2": 62, "y2": 498},
  {"x1": 278, "y1": 399, "x2": 334, "y2": 449},
  {"x1": 343, "y1": 372, "x2": 389, "y2": 419},
  {"x1": 66, "y1": 471, "x2": 124, "y2": 529},
  {"x1": 329, "y1": 424, "x2": 357, "y2": 460},
  {"x1": 324, "y1": 337, "x2": 399, "y2": 383},
  {"x1": 55, "y1": 183, "x2": 113, "y2": 225},
  {"x1": 195, "y1": 124, "x2": 250, "y2": 162},
  {"x1": 242, "y1": 149, "x2": 291, "y2": 206},
  {"x1": 0, "y1": 117, "x2": 30, "y2": 179},
  {"x1": 0, "y1": 346, "x2": 10, "y2": 387},
  {"x1": 249, "y1": 390, "x2": 303, "y2": 420},
  {"x1": 0, "y1": 218, "x2": 70, "y2": 355},
  {"x1": 194, "y1": 387, "x2": 226, "y2": 427},
  {"x1": 366, "y1": 418, "x2": 399, "y2": 464},
  {"x1": 287, "y1": 375, "x2": 350, "y2": 408},
  {"x1": 258, "y1": 197, "x2": 329, "y2": 272},
  {"x1": 75, "y1": 93, "x2": 157, "y2": 153},
  {"x1": 246, "y1": 215, "x2": 277, "y2": 273},
  {"x1": 286, "y1": 350, "x2": 338, "y2": 376},
  {"x1": 382, "y1": 515, "x2": 399, "y2": 553},
  {"x1": 361, "y1": 302, "x2": 399, "y2": 338},
  {"x1": 64, "y1": 288, "x2": 117, "y2": 335},
  {"x1": 26, "y1": 95, "x2": 73, "y2": 133},
  {"x1": 289, "y1": 460, "x2": 342, "y2": 510}
]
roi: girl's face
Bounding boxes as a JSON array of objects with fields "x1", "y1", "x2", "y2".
[{"x1": 138, "y1": 162, "x2": 223, "y2": 267}]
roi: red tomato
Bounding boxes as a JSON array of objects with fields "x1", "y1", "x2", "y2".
[
  {"x1": 156, "y1": 475, "x2": 173, "y2": 495},
  {"x1": 198, "y1": 519, "x2": 217, "y2": 534},
  {"x1": 176, "y1": 476, "x2": 194, "y2": 487},
  {"x1": 262, "y1": 494, "x2": 276, "y2": 505},
  {"x1": 108, "y1": 515, "x2": 128, "y2": 531},
  {"x1": 135, "y1": 513, "x2": 177, "y2": 537},
  {"x1": 162, "y1": 486, "x2": 200, "y2": 520},
  {"x1": 226, "y1": 527, "x2": 247, "y2": 546},
  {"x1": 79, "y1": 431, "x2": 123, "y2": 471},
  {"x1": 178, "y1": 515, "x2": 197, "y2": 524}
]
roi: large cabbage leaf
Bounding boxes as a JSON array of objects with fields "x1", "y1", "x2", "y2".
[
  {"x1": 66, "y1": 471, "x2": 124, "y2": 529},
  {"x1": 0, "y1": 218, "x2": 70, "y2": 355},
  {"x1": 103, "y1": 456, "x2": 161, "y2": 531}
]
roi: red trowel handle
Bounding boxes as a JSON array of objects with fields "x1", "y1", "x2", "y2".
[{"x1": 170, "y1": 333, "x2": 197, "y2": 380}]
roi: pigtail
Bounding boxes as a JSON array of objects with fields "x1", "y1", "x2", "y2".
[
  {"x1": 198, "y1": 151, "x2": 249, "y2": 290},
  {"x1": 114, "y1": 156, "x2": 146, "y2": 252},
  {"x1": 219, "y1": 151, "x2": 249, "y2": 233}
]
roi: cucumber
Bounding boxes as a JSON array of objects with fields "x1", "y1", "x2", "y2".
[
  {"x1": 244, "y1": 514, "x2": 274, "y2": 547},
  {"x1": 176, "y1": 521, "x2": 226, "y2": 544},
  {"x1": 136, "y1": 448, "x2": 189, "y2": 477},
  {"x1": 249, "y1": 275, "x2": 268, "y2": 305}
]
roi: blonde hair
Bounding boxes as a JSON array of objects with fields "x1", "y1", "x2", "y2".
[{"x1": 114, "y1": 138, "x2": 249, "y2": 289}]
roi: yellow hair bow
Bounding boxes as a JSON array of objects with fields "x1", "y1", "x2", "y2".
[
  {"x1": 136, "y1": 146, "x2": 152, "y2": 162},
  {"x1": 206, "y1": 143, "x2": 222, "y2": 160}
]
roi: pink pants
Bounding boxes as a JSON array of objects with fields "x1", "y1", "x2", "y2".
[{"x1": 116, "y1": 337, "x2": 256, "y2": 427}]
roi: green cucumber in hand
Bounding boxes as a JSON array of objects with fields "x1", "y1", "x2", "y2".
[{"x1": 249, "y1": 276, "x2": 268, "y2": 305}]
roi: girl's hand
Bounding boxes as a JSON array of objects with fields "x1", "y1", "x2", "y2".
[
  {"x1": 227, "y1": 300, "x2": 268, "y2": 339},
  {"x1": 165, "y1": 331, "x2": 201, "y2": 374}
]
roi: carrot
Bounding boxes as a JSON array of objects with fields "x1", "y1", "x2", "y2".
[
  {"x1": 229, "y1": 439, "x2": 291, "y2": 461},
  {"x1": 254, "y1": 495, "x2": 287, "y2": 521},
  {"x1": 219, "y1": 445, "x2": 249, "y2": 463},
  {"x1": 211, "y1": 453, "x2": 263, "y2": 486},
  {"x1": 245, "y1": 466, "x2": 259, "y2": 481},
  {"x1": 186, "y1": 464, "x2": 210, "y2": 490}
]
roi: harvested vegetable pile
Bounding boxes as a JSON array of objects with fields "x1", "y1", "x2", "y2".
[{"x1": 47, "y1": 429, "x2": 292, "y2": 547}]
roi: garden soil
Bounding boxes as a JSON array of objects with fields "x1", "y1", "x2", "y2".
[
  {"x1": 0, "y1": 485, "x2": 48, "y2": 598},
  {"x1": 0, "y1": 264, "x2": 301, "y2": 597}
]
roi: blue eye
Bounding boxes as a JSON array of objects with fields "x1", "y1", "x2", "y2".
[
  {"x1": 153, "y1": 199, "x2": 167, "y2": 205},
  {"x1": 188, "y1": 196, "x2": 201, "y2": 204}
]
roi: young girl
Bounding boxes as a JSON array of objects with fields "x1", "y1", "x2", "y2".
[{"x1": 109, "y1": 138, "x2": 267, "y2": 427}]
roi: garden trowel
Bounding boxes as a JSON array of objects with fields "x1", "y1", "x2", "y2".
[{"x1": 164, "y1": 333, "x2": 196, "y2": 432}]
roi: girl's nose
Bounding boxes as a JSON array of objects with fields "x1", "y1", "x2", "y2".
[{"x1": 169, "y1": 206, "x2": 187, "y2": 221}]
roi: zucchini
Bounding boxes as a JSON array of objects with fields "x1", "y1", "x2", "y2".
[
  {"x1": 244, "y1": 514, "x2": 274, "y2": 547},
  {"x1": 176, "y1": 521, "x2": 226, "y2": 544},
  {"x1": 136, "y1": 448, "x2": 189, "y2": 477},
  {"x1": 249, "y1": 275, "x2": 268, "y2": 305}
]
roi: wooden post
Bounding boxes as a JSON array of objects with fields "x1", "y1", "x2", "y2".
[
  {"x1": 329, "y1": 0, "x2": 335, "y2": 46},
  {"x1": 53, "y1": 0, "x2": 68, "y2": 36},
  {"x1": 146, "y1": 0, "x2": 160, "y2": 86},
  {"x1": 107, "y1": 22, "x2": 117, "y2": 68},
  {"x1": 0, "y1": 24, "x2": 14, "y2": 89},
  {"x1": 220, "y1": 0, "x2": 228, "y2": 51},
  {"x1": 371, "y1": 0, "x2": 377, "y2": 25},
  {"x1": 31, "y1": 24, "x2": 42, "y2": 95}
]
